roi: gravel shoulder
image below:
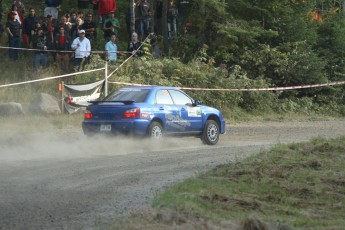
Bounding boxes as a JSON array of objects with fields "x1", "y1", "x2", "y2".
[{"x1": 0, "y1": 120, "x2": 344, "y2": 229}]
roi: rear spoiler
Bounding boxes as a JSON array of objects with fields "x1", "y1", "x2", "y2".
[{"x1": 88, "y1": 100, "x2": 135, "y2": 105}]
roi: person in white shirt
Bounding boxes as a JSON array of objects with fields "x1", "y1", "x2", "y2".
[{"x1": 71, "y1": 29, "x2": 91, "y2": 71}]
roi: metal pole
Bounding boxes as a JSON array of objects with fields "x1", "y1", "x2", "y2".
[{"x1": 105, "y1": 61, "x2": 108, "y2": 97}]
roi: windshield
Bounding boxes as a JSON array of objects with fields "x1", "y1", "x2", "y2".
[{"x1": 104, "y1": 88, "x2": 150, "y2": 103}]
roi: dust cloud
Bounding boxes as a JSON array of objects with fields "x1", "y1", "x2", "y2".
[{"x1": 0, "y1": 117, "x2": 203, "y2": 163}]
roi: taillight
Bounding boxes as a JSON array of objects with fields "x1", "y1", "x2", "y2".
[
  {"x1": 84, "y1": 110, "x2": 93, "y2": 119},
  {"x1": 123, "y1": 108, "x2": 140, "y2": 118}
]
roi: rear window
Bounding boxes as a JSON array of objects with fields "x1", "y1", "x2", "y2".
[{"x1": 104, "y1": 88, "x2": 150, "y2": 103}]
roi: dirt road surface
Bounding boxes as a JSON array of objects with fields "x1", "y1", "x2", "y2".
[{"x1": 0, "y1": 120, "x2": 344, "y2": 229}]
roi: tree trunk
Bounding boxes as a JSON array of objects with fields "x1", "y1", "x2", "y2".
[
  {"x1": 130, "y1": 0, "x2": 135, "y2": 34},
  {"x1": 162, "y1": 0, "x2": 168, "y2": 53}
]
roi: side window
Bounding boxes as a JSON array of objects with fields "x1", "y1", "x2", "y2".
[
  {"x1": 156, "y1": 90, "x2": 174, "y2": 104},
  {"x1": 169, "y1": 90, "x2": 193, "y2": 105}
]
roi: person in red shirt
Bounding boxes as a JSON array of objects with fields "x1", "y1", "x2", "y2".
[
  {"x1": 95, "y1": 0, "x2": 116, "y2": 23},
  {"x1": 55, "y1": 26, "x2": 70, "y2": 73}
]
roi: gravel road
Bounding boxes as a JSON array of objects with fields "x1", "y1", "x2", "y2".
[{"x1": 0, "y1": 120, "x2": 344, "y2": 230}]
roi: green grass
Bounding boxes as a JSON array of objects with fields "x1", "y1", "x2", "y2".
[{"x1": 113, "y1": 136, "x2": 345, "y2": 229}]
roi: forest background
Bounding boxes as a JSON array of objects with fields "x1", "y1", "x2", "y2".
[{"x1": 1, "y1": 0, "x2": 345, "y2": 120}]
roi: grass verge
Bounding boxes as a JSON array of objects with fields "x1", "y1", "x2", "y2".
[{"x1": 113, "y1": 136, "x2": 345, "y2": 229}]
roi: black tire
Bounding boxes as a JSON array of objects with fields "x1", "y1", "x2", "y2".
[
  {"x1": 201, "y1": 120, "x2": 220, "y2": 145},
  {"x1": 148, "y1": 121, "x2": 163, "y2": 139}
]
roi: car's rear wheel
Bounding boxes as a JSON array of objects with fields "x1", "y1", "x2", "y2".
[
  {"x1": 201, "y1": 120, "x2": 219, "y2": 145},
  {"x1": 148, "y1": 121, "x2": 163, "y2": 139}
]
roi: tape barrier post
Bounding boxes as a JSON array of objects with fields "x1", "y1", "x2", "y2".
[
  {"x1": 61, "y1": 81, "x2": 64, "y2": 114},
  {"x1": 104, "y1": 61, "x2": 108, "y2": 97}
]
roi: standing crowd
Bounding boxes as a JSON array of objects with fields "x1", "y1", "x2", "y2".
[{"x1": 0, "y1": 0, "x2": 180, "y2": 74}]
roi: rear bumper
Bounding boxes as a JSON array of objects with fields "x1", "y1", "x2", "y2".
[{"x1": 82, "y1": 119, "x2": 150, "y2": 136}]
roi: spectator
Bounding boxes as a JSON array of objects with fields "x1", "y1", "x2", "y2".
[
  {"x1": 77, "y1": 11, "x2": 84, "y2": 20},
  {"x1": 103, "y1": 11, "x2": 119, "y2": 41},
  {"x1": 32, "y1": 27, "x2": 48, "y2": 74},
  {"x1": 127, "y1": 32, "x2": 142, "y2": 58},
  {"x1": 23, "y1": 8, "x2": 38, "y2": 47},
  {"x1": 42, "y1": 14, "x2": 54, "y2": 50},
  {"x1": 105, "y1": 33, "x2": 117, "y2": 62},
  {"x1": 134, "y1": 1, "x2": 142, "y2": 39},
  {"x1": 6, "y1": 11, "x2": 21, "y2": 61},
  {"x1": 150, "y1": 33, "x2": 160, "y2": 57},
  {"x1": 81, "y1": 13, "x2": 96, "y2": 41},
  {"x1": 0, "y1": 0, "x2": 4, "y2": 42},
  {"x1": 139, "y1": 0, "x2": 151, "y2": 37},
  {"x1": 12, "y1": 0, "x2": 25, "y2": 14},
  {"x1": 167, "y1": 0, "x2": 178, "y2": 39},
  {"x1": 71, "y1": 17, "x2": 83, "y2": 38},
  {"x1": 7, "y1": 4, "x2": 24, "y2": 25},
  {"x1": 54, "y1": 15, "x2": 70, "y2": 37},
  {"x1": 91, "y1": 0, "x2": 99, "y2": 25},
  {"x1": 69, "y1": 12, "x2": 77, "y2": 26},
  {"x1": 71, "y1": 29, "x2": 91, "y2": 71},
  {"x1": 44, "y1": 0, "x2": 62, "y2": 20},
  {"x1": 31, "y1": 21, "x2": 42, "y2": 38},
  {"x1": 78, "y1": 0, "x2": 89, "y2": 9},
  {"x1": 97, "y1": 0, "x2": 116, "y2": 23},
  {"x1": 55, "y1": 26, "x2": 70, "y2": 73}
]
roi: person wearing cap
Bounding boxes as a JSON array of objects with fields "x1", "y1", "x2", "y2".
[
  {"x1": 105, "y1": 32, "x2": 117, "y2": 62},
  {"x1": 71, "y1": 29, "x2": 91, "y2": 71},
  {"x1": 6, "y1": 11, "x2": 21, "y2": 61}
]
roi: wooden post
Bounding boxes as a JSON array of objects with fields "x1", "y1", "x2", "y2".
[{"x1": 61, "y1": 81, "x2": 64, "y2": 114}]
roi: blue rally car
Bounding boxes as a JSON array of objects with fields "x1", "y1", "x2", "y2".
[{"x1": 82, "y1": 86, "x2": 226, "y2": 145}]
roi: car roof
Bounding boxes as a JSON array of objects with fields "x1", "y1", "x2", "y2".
[{"x1": 120, "y1": 86, "x2": 180, "y2": 90}]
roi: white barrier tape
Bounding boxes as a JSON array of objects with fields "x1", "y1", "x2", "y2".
[
  {"x1": 0, "y1": 46, "x2": 131, "y2": 54},
  {"x1": 107, "y1": 35, "x2": 150, "y2": 80},
  {"x1": 0, "y1": 67, "x2": 105, "y2": 88},
  {"x1": 108, "y1": 81, "x2": 345, "y2": 91},
  {"x1": 107, "y1": 55, "x2": 134, "y2": 80}
]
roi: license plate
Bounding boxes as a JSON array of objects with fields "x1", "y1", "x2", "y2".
[{"x1": 100, "y1": 124, "x2": 111, "y2": 131}]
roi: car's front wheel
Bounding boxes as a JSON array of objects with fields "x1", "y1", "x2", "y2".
[
  {"x1": 201, "y1": 120, "x2": 219, "y2": 145},
  {"x1": 148, "y1": 121, "x2": 163, "y2": 139}
]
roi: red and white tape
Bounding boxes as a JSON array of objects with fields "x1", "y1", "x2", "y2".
[{"x1": 107, "y1": 80, "x2": 345, "y2": 91}]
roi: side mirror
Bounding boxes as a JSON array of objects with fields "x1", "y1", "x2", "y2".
[{"x1": 193, "y1": 99, "x2": 201, "y2": 106}]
